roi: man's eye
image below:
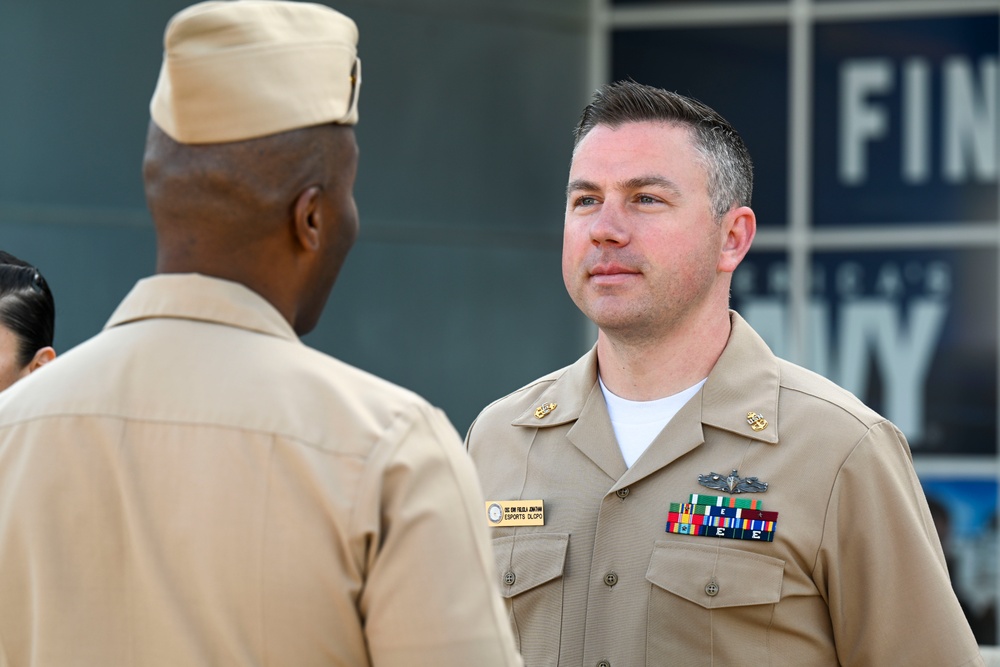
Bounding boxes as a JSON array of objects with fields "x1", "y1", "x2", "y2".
[
  {"x1": 637, "y1": 194, "x2": 658, "y2": 204},
  {"x1": 575, "y1": 195, "x2": 598, "y2": 206}
]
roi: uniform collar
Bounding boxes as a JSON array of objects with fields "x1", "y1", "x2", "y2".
[
  {"x1": 105, "y1": 273, "x2": 299, "y2": 342},
  {"x1": 511, "y1": 346, "x2": 597, "y2": 428},
  {"x1": 701, "y1": 311, "x2": 780, "y2": 445},
  {"x1": 511, "y1": 312, "x2": 779, "y2": 437}
]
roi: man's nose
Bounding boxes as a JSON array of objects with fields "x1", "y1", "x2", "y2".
[{"x1": 590, "y1": 201, "x2": 629, "y2": 247}]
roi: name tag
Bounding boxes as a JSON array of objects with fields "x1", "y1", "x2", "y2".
[{"x1": 485, "y1": 500, "x2": 544, "y2": 527}]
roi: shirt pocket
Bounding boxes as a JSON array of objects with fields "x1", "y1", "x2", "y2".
[
  {"x1": 645, "y1": 540, "x2": 784, "y2": 666},
  {"x1": 492, "y1": 532, "x2": 569, "y2": 667}
]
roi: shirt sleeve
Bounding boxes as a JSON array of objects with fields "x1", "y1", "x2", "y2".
[
  {"x1": 815, "y1": 419, "x2": 984, "y2": 667},
  {"x1": 357, "y1": 402, "x2": 522, "y2": 667}
]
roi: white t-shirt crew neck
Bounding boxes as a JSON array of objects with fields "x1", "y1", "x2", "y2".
[{"x1": 599, "y1": 376, "x2": 707, "y2": 467}]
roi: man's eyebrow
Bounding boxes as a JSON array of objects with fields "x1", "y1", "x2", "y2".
[
  {"x1": 566, "y1": 175, "x2": 683, "y2": 198},
  {"x1": 621, "y1": 175, "x2": 683, "y2": 197},
  {"x1": 566, "y1": 179, "x2": 599, "y2": 197}
]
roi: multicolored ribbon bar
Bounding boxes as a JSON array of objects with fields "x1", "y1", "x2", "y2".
[
  {"x1": 688, "y1": 493, "x2": 763, "y2": 510},
  {"x1": 667, "y1": 511, "x2": 777, "y2": 532},
  {"x1": 669, "y1": 502, "x2": 778, "y2": 522},
  {"x1": 666, "y1": 521, "x2": 775, "y2": 542}
]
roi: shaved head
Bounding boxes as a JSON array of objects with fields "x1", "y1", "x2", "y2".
[
  {"x1": 142, "y1": 121, "x2": 360, "y2": 334},
  {"x1": 143, "y1": 122, "x2": 348, "y2": 244}
]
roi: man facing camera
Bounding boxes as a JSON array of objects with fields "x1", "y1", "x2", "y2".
[{"x1": 467, "y1": 81, "x2": 982, "y2": 666}]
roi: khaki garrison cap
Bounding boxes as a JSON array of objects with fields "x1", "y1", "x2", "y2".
[{"x1": 150, "y1": 0, "x2": 360, "y2": 144}]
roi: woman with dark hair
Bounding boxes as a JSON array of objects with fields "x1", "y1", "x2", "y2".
[{"x1": 0, "y1": 250, "x2": 56, "y2": 391}]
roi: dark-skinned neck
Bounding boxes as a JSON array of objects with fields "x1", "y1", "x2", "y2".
[{"x1": 155, "y1": 234, "x2": 302, "y2": 331}]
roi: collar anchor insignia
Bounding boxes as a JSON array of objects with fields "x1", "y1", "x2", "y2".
[
  {"x1": 698, "y1": 469, "x2": 768, "y2": 494},
  {"x1": 746, "y1": 411, "x2": 768, "y2": 431},
  {"x1": 534, "y1": 402, "x2": 557, "y2": 419}
]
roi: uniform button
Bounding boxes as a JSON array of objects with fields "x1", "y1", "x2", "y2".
[
  {"x1": 604, "y1": 571, "x2": 618, "y2": 587},
  {"x1": 705, "y1": 579, "x2": 719, "y2": 597},
  {"x1": 598, "y1": 661, "x2": 611, "y2": 667},
  {"x1": 616, "y1": 487, "x2": 630, "y2": 499},
  {"x1": 503, "y1": 571, "x2": 516, "y2": 586}
]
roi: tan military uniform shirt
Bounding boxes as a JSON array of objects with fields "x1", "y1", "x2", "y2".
[
  {"x1": 0, "y1": 274, "x2": 521, "y2": 667},
  {"x1": 467, "y1": 312, "x2": 983, "y2": 667}
]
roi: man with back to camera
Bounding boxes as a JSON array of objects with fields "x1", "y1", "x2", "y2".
[
  {"x1": 466, "y1": 80, "x2": 983, "y2": 666},
  {"x1": 0, "y1": 2, "x2": 521, "y2": 665}
]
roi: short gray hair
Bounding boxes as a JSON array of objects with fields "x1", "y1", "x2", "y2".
[{"x1": 573, "y1": 81, "x2": 753, "y2": 220}]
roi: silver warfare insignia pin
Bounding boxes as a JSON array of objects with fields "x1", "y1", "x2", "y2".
[{"x1": 697, "y1": 469, "x2": 768, "y2": 494}]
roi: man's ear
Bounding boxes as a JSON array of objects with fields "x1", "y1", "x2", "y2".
[
  {"x1": 292, "y1": 185, "x2": 323, "y2": 252},
  {"x1": 718, "y1": 205, "x2": 756, "y2": 274},
  {"x1": 26, "y1": 347, "x2": 56, "y2": 374}
]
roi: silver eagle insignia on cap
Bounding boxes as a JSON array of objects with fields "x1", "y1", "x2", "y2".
[{"x1": 698, "y1": 469, "x2": 768, "y2": 494}]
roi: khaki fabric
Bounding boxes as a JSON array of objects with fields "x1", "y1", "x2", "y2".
[
  {"x1": 0, "y1": 274, "x2": 521, "y2": 667},
  {"x1": 467, "y1": 312, "x2": 983, "y2": 667},
  {"x1": 150, "y1": 0, "x2": 361, "y2": 143}
]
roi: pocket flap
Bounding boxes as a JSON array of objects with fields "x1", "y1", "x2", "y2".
[
  {"x1": 646, "y1": 540, "x2": 784, "y2": 609},
  {"x1": 492, "y1": 533, "x2": 569, "y2": 598}
]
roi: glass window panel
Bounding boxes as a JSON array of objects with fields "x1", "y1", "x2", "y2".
[
  {"x1": 813, "y1": 15, "x2": 998, "y2": 225},
  {"x1": 612, "y1": 25, "x2": 789, "y2": 227}
]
